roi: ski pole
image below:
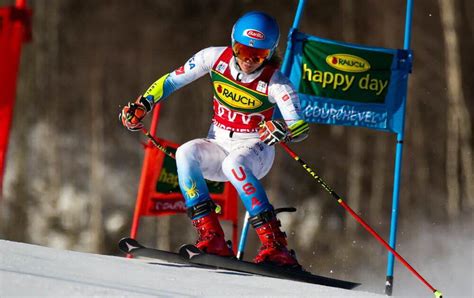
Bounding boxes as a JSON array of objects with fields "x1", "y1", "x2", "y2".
[
  {"x1": 237, "y1": 211, "x2": 250, "y2": 260},
  {"x1": 279, "y1": 143, "x2": 442, "y2": 298},
  {"x1": 141, "y1": 128, "x2": 176, "y2": 159}
]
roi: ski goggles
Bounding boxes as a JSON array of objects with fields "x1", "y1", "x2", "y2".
[{"x1": 232, "y1": 42, "x2": 271, "y2": 64}]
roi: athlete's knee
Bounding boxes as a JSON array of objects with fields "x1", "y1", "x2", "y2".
[
  {"x1": 176, "y1": 140, "x2": 200, "y2": 164},
  {"x1": 221, "y1": 155, "x2": 248, "y2": 180}
]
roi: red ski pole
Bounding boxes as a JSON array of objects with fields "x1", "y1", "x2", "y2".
[{"x1": 279, "y1": 143, "x2": 442, "y2": 298}]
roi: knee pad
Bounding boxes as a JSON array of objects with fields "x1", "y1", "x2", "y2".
[
  {"x1": 221, "y1": 155, "x2": 247, "y2": 178},
  {"x1": 176, "y1": 142, "x2": 199, "y2": 163}
]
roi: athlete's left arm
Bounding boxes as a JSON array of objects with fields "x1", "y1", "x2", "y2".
[{"x1": 268, "y1": 71, "x2": 309, "y2": 142}]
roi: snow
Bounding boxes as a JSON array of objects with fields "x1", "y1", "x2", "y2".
[{"x1": 0, "y1": 240, "x2": 384, "y2": 297}]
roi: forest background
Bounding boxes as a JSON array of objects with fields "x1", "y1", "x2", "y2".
[{"x1": 1, "y1": 0, "x2": 472, "y2": 296}]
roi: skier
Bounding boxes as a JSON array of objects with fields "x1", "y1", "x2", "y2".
[{"x1": 120, "y1": 11, "x2": 309, "y2": 267}]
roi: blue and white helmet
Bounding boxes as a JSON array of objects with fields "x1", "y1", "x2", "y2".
[{"x1": 231, "y1": 11, "x2": 280, "y2": 59}]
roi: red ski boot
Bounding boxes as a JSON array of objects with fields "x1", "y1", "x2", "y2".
[
  {"x1": 189, "y1": 201, "x2": 234, "y2": 257},
  {"x1": 250, "y1": 210, "x2": 300, "y2": 267}
]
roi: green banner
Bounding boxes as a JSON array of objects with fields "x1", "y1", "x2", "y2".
[
  {"x1": 299, "y1": 40, "x2": 394, "y2": 103},
  {"x1": 155, "y1": 146, "x2": 224, "y2": 194}
]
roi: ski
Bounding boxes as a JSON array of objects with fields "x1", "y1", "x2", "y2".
[
  {"x1": 179, "y1": 244, "x2": 359, "y2": 290},
  {"x1": 119, "y1": 238, "x2": 360, "y2": 290},
  {"x1": 119, "y1": 237, "x2": 189, "y2": 265}
]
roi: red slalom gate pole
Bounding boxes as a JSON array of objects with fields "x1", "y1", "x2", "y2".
[{"x1": 279, "y1": 143, "x2": 442, "y2": 298}]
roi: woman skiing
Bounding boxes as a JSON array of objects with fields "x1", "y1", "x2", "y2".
[{"x1": 120, "y1": 11, "x2": 309, "y2": 267}]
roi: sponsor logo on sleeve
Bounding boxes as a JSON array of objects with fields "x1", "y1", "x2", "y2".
[
  {"x1": 188, "y1": 56, "x2": 196, "y2": 70},
  {"x1": 282, "y1": 93, "x2": 290, "y2": 101},
  {"x1": 175, "y1": 65, "x2": 185, "y2": 75}
]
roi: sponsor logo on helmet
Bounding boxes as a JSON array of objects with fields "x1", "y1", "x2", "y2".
[
  {"x1": 326, "y1": 54, "x2": 371, "y2": 73},
  {"x1": 244, "y1": 29, "x2": 265, "y2": 40},
  {"x1": 214, "y1": 82, "x2": 262, "y2": 109}
]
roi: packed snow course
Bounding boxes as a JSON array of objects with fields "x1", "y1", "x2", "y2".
[{"x1": 0, "y1": 239, "x2": 384, "y2": 297}]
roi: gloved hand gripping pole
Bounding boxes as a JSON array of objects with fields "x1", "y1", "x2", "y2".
[{"x1": 141, "y1": 128, "x2": 175, "y2": 159}]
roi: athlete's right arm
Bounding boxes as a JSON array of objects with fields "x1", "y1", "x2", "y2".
[
  {"x1": 120, "y1": 47, "x2": 225, "y2": 130},
  {"x1": 141, "y1": 47, "x2": 225, "y2": 110}
]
